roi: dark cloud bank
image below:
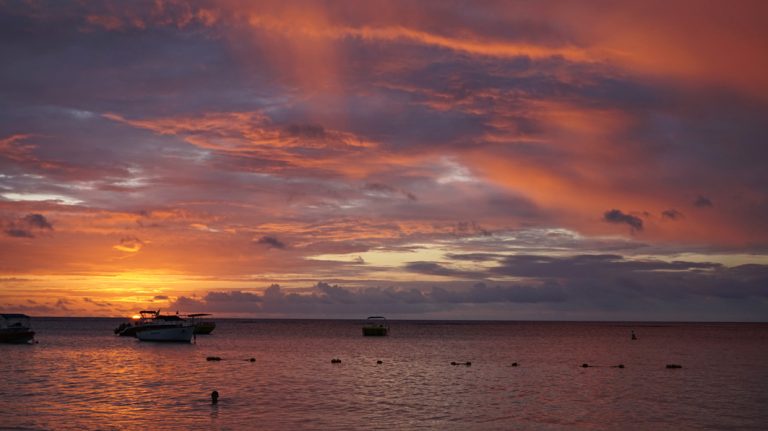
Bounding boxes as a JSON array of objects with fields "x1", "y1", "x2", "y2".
[
  {"x1": 171, "y1": 255, "x2": 768, "y2": 320},
  {"x1": 3, "y1": 213, "x2": 53, "y2": 238},
  {"x1": 603, "y1": 209, "x2": 643, "y2": 232}
]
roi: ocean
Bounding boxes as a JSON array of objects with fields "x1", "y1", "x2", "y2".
[{"x1": 1, "y1": 319, "x2": 767, "y2": 430}]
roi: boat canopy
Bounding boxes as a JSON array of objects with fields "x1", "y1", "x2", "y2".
[
  {"x1": 0, "y1": 314, "x2": 31, "y2": 329},
  {"x1": 1, "y1": 313, "x2": 30, "y2": 319}
]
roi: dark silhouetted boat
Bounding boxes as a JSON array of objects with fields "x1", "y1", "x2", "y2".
[
  {"x1": 362, "y1": 316, "x2": 389, "y2": 336},
  {"x1": 0, "y1": 313, "x2": 35, "y2": 344},
  {"x1": 187, "y1": 313, "x2": 216, "y2": 335}
]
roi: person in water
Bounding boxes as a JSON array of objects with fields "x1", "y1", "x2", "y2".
[
  {"x1": 631, "y1": 330, "x2": 637, "y2": 340},
  {"x1": 211, "y1": 390, "x2": 219, "y2": 404}
]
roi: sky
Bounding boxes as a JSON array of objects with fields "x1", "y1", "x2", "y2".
[{"x1": 1, "y1": 0, "x2": 768, "y2": 320}]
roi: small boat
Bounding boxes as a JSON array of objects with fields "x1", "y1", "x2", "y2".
[
  {"x1": 136, "y1": 325, "x2": 195, "y2": 342},
  {"x1": 0, "y1": 313, "x2": 36, "y2": 344},
  {"x1": 362, "y1": 316, "x2": 389, "y2": 336},
  {"x1": 186, "y1": 313, "x2": 216, "y2": 335}
]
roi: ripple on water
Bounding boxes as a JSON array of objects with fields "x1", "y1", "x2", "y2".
[{"x1": 2, "y1": 319, "x2": 768, "y2": 430}]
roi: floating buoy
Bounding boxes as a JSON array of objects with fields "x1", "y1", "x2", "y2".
[
  {"x1": 581, "y1": 363, "x2": 590, "y2": 368},
  {"x1": 666, "y1": 364, "x2": 682, "y2": 369},
  {"x1": 206, "y1": 356, "x2": 222, "y2": 361},
  {"x1": 511, "y1": 362, "x2": 518, "y2": 367},
  {"x1": 376, "y1": 360, "x2": 383, "y2": 364},
  {"x1": 211, "y1": 390, "x2": 219, "y2": 404}
]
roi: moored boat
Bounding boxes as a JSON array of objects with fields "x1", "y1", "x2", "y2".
[
  {"x1": 0, "y1": 313, "x2": 36, "y2": 344},
  {"x1": 136, "y1": 325, "x2": 195, "y2": 342},
  {"x1": 114, "y1": 310, "x2": 189, "y2": 337},
  {"x1": 362, "y1": 316, "x2": 389, "y2": 336},
  {"x1": 187, "y1": 313, "x2": 216, "y2": 335}
]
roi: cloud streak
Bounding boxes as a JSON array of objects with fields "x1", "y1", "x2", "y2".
[{"x1": 603, "y1": 209, "x2": 643, "y2": 232}]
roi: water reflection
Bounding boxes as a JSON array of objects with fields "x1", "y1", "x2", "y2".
[{"x1": 1, "y1": 319, "x2": 767, "y2": 430}]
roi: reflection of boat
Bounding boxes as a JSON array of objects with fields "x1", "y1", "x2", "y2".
[
  {"x1": 0, "y1": 313, "x2": 36, "y2": 344},
  {"x1": 362, "y1": 316, "x2": 389, "y2": 336},
  {"x1": 187, "y1": 313, "x2": 216, "y2": 335},
  {"x1": 136, "y1": 325, "x2": 195, "y2": 342},
  {"x1": 114, "y1": 310, "x2": 189, "y2": 337}
]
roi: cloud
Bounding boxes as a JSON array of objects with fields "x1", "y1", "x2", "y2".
[
  {"x1": 163, "y1": 259, "x2": 768, "y2": 318},
  {"x1": 4, "y1": 228, "x2": 35, "y2": 238},
  {"x1": 256, "y1": 235, "x2": 286, "y2": 249},
  {"x1": 404, "y1": 261, "x2": 485, "y2": 278},
  {"x1": 694, "y1": 195, "x2": 713, "y2": 208},
  {"x1": 603, "y1": 209, "x2": 643, "y2": 232},
  {"x1": 3, "y1": 1, "x2": 768, "y2": 320},
  {"x1": 83, "y1": 297, "x2": 112, "y2": 307},
  {"x1": 445, "y1": 253, "x2": 502, "y2": 262},
  {"x1": 22, "y1": 213, "x2": 53, "y2": 230},
  {"x1": 113, "y1": 236, "x2": 144, "y2": 253},
  {"x1": 661, "y1": 209, "x2": 683, "y2": 220},
  {"x1": 3, "y1": 213, "x2": 54, "y2": 238},
  {"x1": 363, "y1": 182, "x2": 417, "y2": 201},
  {"x1": 453, "y1": 220, "x2": 491, "y2": 236},
  {"x1": 168, "y1": 281, "x2": 567, "y2": 316},
  {"x1": 55, "y1": 298, "x2": 72, "y2": 311},
  {"x1": 489, "y1": 254, "x2": 719, "y2": 279},
  {"x1": 430, "y1": 282, "x2": 566, "y2": 304}
]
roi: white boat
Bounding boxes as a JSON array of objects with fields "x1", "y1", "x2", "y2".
[
  {"x1": 115, "y1": 310, "x2": 190, "y2": 337},
  {"x1": 136, "y1": 325, "x2": 195, "y2": 342}
]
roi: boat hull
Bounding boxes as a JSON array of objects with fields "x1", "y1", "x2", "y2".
[
  {"x1": 116, "y1": 324, "x2": 140, "y2": 337},
  {"x1": 0, "y1": 329, "x2": 35, "y2": 344},
  {"x1": 193, "y1": 322, "x2": 216, "y2": 335},
  {"x1": 136, "y1": 326, "x2": 194, "y2": 342},
  {"x1": 362, "y1": 327, "x2": 388, "y2": 336}
]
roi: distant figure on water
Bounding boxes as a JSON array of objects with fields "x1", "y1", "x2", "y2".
[
  {"x1": 631, "y1": 330, "x2": 637, "y2": 340},
  {"x1": 211, "y1": 390, "x2": 219, "y2": 404}
]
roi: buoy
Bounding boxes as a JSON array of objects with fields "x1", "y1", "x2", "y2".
[
  {"x1": 376, "y1": 360, "x2": 383, "y2": 364},
  {"x1": 206, "y1": 356, "x2": 222, "y2": 361},
  {"x1": 511, "y1": 362, "x2": 518, "y2": 367},
  {"x1": 211, "y1": 390, "x2": 219, "y2": 404},
  {"x1": 581, "y1": 363, "x2": 590, "y2": 368},
  {"x1": 666, "y1": 364, "x2": 682, "y2": 369}
]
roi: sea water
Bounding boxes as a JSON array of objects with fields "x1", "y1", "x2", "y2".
[{"x1": 1, "y1": 319, "x2": 767, "y2": 430}]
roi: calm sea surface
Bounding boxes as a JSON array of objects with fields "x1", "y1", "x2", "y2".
[{"x1": 1, "y1": 319, "x2": 767, "y2": 430}]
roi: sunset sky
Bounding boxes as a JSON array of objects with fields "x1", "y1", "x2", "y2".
[{"x1": 1, "y1": 0, "x2": 767, "y2": 320}]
